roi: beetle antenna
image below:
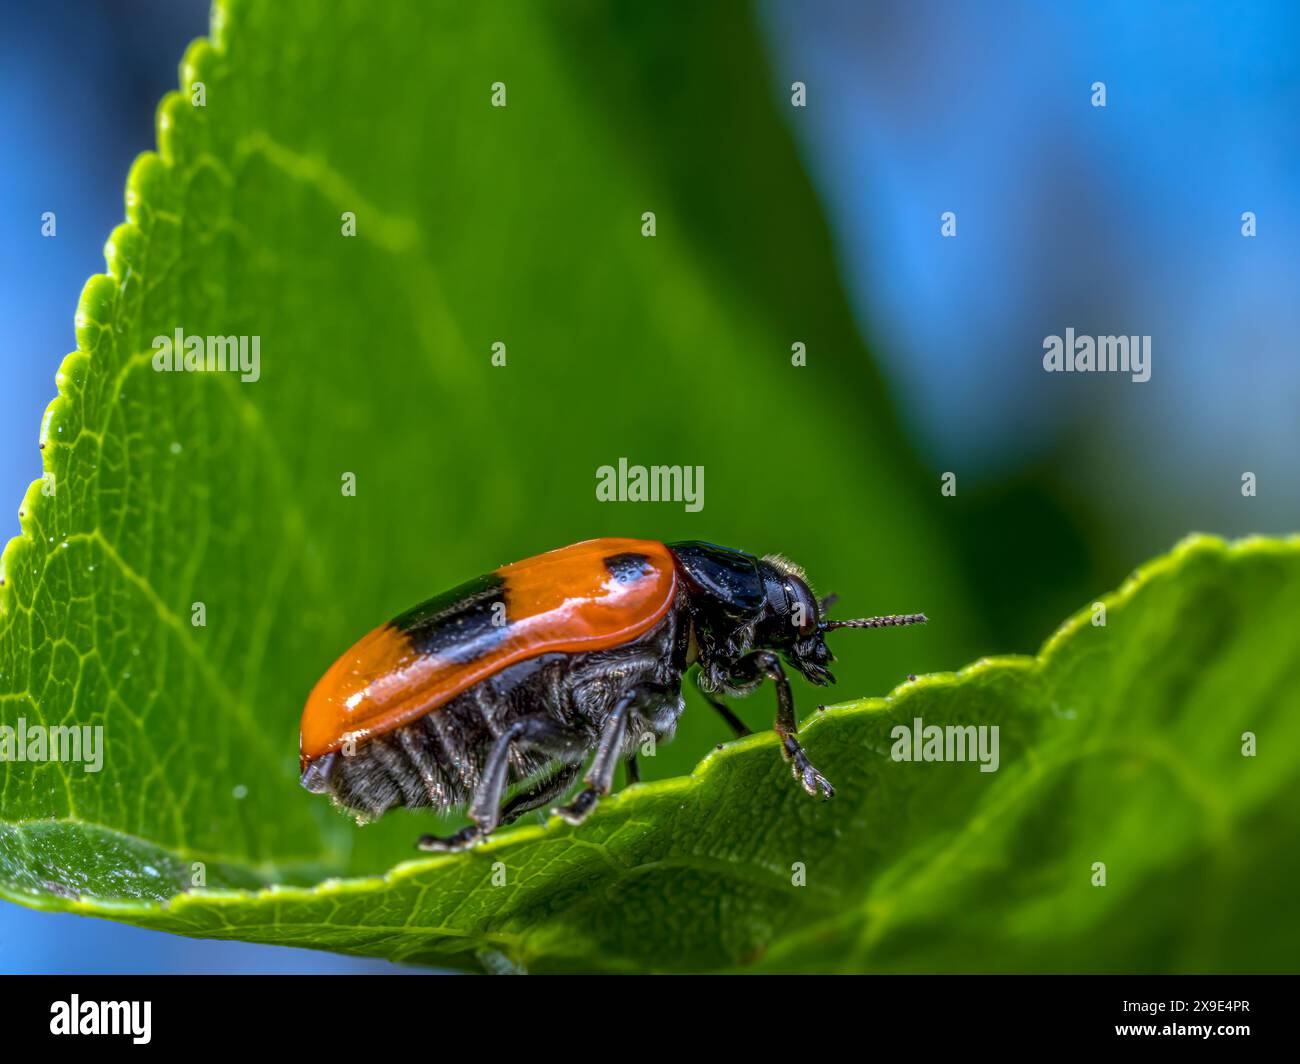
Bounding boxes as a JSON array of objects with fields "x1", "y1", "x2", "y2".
[{"x1": 822, "y1": 613, "x2": 927, "y2": 631}]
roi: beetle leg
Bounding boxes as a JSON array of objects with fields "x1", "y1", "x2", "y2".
[
  {"x1": 417, "y1": 823, "x2": 482, "y2": 853},
  {"x1": 625, "y1": 753, "x2": 640, "y2": 785},
  {"x1": 739, "y1": 650, "x2": 834, "y2": 800},
  {"x1": 499, "y1": 761, "x2": 582, "y2": 824},
  {"x1": 691, "y1": 666, "x2": 752, "y2": 737},
  {"x1": 418, "y1": 717, "x2": 582, "y2": 852},
  {"x1": 553, "y1": 683, "x2": 666, "y2": 825}
]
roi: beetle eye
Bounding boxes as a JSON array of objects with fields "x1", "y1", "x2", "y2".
[{"x1": 789, "y1": 581, "x2": 818, "y2": 634}]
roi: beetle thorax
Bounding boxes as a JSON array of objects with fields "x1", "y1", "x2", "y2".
[{"x1": 689, "y1": 616, "x2": 760, "y2": 694}]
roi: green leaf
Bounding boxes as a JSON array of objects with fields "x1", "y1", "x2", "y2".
[
  {"x1": 7, "y1": 534, "x2": 1300, "y2": 972},
  {"x1": 1, "y1": 0, "x2": 976, "y2": 951}
]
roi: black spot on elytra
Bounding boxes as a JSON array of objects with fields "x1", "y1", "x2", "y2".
[
  {"x1": 392, "y1": 572, "x2": 510, "y2": 661},
  {"x1": 604, "y1": 552, "x2": 653, "y2": 585}
]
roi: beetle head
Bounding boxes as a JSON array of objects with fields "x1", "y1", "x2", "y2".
[{"x1": 755, "y1": 554, "x2": 927, "y2": 686}]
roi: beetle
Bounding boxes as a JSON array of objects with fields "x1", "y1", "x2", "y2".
[{"x1": 299, "y1": 538, "x2": 926, "y2": 851}]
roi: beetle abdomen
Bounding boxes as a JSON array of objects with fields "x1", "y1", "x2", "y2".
[{"x1": 304, "y1": 654, "x2": 574, "y2": 818}]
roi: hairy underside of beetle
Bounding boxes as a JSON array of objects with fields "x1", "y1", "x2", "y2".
[{"x1": 303, "y1": 615, "x2": 685, "y2": 821}]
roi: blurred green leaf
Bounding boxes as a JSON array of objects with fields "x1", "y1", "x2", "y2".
[
  {"x1": 7, "y1": 535, "x2": 1298, "y2": 973},
  {"x1": 0, "y1": 0, "x2": 975, "y2": 932}
]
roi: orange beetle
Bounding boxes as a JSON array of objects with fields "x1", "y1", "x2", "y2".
[{"x1": 300, "y1": 538, "x2": 926, "y2": 851}]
